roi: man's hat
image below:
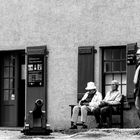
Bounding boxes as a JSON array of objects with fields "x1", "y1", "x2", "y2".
[{"x1": 85, "y1": 82, "x2": 96, "y2": 90}]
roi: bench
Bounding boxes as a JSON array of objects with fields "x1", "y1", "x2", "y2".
[{"x1": 69, "y1": 94, "x2": 124, "y2": 128}]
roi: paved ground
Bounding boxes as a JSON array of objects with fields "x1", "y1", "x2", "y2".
[{"x1": 0, "y1": 127, "x2": 140, "y2": 140}]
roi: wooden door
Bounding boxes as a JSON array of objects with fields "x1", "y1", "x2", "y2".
[{"x1": 0, "y1": 52, "x2": 19, "y2": 126}]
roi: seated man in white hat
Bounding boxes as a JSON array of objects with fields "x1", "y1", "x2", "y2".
[
  {"x1": 93, "y1": 80, "x2": 122, "y2": 128},
  {"x1": 70, "y1": 82, "x2": 102, "y2": 129}
]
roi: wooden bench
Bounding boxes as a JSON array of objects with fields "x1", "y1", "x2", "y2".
[
  {"x1": 109, "y1": 95, "x2": 124, "y2": 128},
  {"x1": 69, "y1": 95, "x2": 124, "y2": 128}
]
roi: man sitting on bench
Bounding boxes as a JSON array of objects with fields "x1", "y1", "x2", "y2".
[
  {"x1": 93, "y1": 80, "x2": 122, "y2": 128},
  {"x1": 70, "y1": 82, "x2": 102, "y2": 129}
]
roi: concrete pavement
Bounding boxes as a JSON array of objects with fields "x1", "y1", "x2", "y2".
[{"x1": 0, "y1": 127, "x2": 140, "y2": 140}]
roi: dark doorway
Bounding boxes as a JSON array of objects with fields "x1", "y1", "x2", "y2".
[{"x1": 0, "y1": 50, "x2": 25, "y2": 127}]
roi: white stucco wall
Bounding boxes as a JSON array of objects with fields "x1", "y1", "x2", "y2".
[{"x1": 1, "y1": 0, "x2": 140, "y2": 129}]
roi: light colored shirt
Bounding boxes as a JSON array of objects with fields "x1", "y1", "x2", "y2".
[
  {"x1": 103, "y1": 90, "x2": 122, "y2": 105},
  {"x1": 80, "y1": 90, "x2": 102, "y2": 108}
]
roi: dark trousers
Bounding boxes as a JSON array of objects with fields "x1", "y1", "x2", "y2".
[{"x1": 93, "y1": 106, "x2": 113, "y2": 126}]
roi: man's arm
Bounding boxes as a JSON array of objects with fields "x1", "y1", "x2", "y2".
[
  {"x1": 78, "y1": 93, "x2": 88, "y2": 106},
  {"x1": 89, "y1": 92, "x2": 102, "y2": 107}
]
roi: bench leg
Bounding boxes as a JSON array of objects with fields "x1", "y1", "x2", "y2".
[{"x1": 120, "y1": 113, "x2": 123, "y2": 128}]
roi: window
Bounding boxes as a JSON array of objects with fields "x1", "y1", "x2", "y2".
[
  {"x1": 104, "y1": 48, "x2": 126, "y2": 72},
  {"x1": 102, "y1": 46, "x2": 126, "y2": 97},
  {"x1": 2, "y1": 54, "x2": 16, "y2": 104}
]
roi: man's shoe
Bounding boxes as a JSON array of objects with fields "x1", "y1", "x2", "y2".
[
  {"x1": 82, "y1": 124, "x2": 88, "y2": 129},
  {"x1": 70, "y1": 125, "x2": 77, "y2": 129}
]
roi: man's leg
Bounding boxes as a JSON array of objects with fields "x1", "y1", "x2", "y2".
[
  {"x1": 70, "y1": 106, "x2": 80, "y2": 129},
  {"x1": 81, "y1": 105, "x2": 90, "y2": 128},
  {"x1": 100, "y1": 106, "x2": 112, "y2": 127},
  {"x1": 92, "y1": 107, "x2": 102, "y2": 128},
  {"x1": 135, "y1": 96, "x2": 140, "y2": 120},
  {"x1": 92, "y1": 107, "x2": 100, "y2": 124}
]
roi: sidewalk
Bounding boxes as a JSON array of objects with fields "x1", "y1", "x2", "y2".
[{"x1": 0, "y1": 127, "x2": 140, "y2": 140}]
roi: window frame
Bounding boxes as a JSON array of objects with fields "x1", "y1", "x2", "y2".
[{"x1": 101, "y1": 46, "x2": 126, "y2": 98}]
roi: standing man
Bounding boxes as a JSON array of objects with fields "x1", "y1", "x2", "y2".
[
  {"x1": 70, "y1": 82, "x2": 102, "y2": 129},
  {"x1": 133, "y1": 49, "x2": 140, "y2": 120}
]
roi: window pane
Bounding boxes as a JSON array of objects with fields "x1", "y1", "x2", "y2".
[
  {"x1": 10, "y1": 67, "x2": 14, "y2": 77},
  {"x1": 112, "y1": 62, "x2": 120, "y2": 71},
  {"x1": 4, "y1": 79, "x2": 9, "y2": 89},
  {"x1": 10, "y1": 79, "x2": 14, "y2": 89},
  {"x1": 122, "y1": 85, "x2": 126, "y2": 96},
  {"x1": 122, "y1": 61, "x2": 126, "y2": 71},
  {"x1": 104, "y1": 49, "x2": 111, "y2": 60},
  {"x1": 122, "y1": 49, "x2": 126, "y2": 59},
  {"x1": 114, "y1": 74, "x2": 121, "y2": 84},
  {"x1": 104, "y1": 62, "x2": 111, "y2": 72},
  {"x1": 112, "y1": 49, "x2": 121, "y2": 59},
  {"x1": 4, "y1": 56, "x2": 9, "y2": 66},
  {"x1": 122, "y1": 74, "x2": 126, "y2": 84},
  {"x1": 105, "y1": 74, "x2": 112, "y2": 84},
  {"x1": 4, "y1": 67, "x2": 9, "y2": 78},
  {"x1": 4, "y1": 90, "x2": 9, "y2": 101},
  {"x1": 10, "y1": 56, "x2": 15, "y2": 66}
]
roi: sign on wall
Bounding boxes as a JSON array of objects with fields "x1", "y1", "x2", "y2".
[
  {"x1": 127, "y1": 50, "x2": 136, "y2": 65},
  {"x1": 27, "y1": 55, "x2": 44, "y2": 87}
]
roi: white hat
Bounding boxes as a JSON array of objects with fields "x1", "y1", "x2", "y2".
[
  {"x1": 111, "y1": 80, "x2": 119, "y2": 86},
  {"x1": 136, "y1": 49, "x2": 140, "y2": 55},
  {"x1": 85, "y1": 82, "x2": 96, "y2": 90}
]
